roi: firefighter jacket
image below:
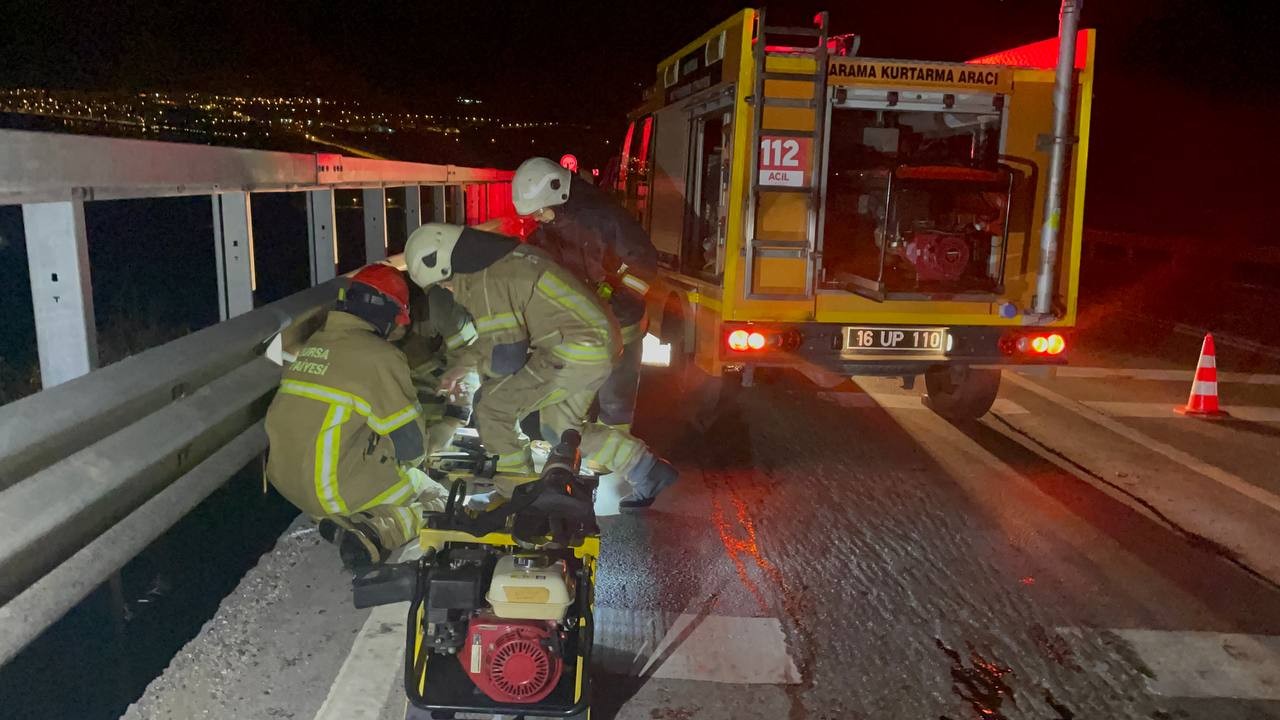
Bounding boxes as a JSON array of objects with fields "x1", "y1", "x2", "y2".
[
  {"x1": 265, "y1": 311, "x2": 426, "y2": 518},
  {"x1": 446, "y1": 228, "x2": 621, "y2": 379},
  {"x1": 399, "y1": 283, "x2": 477, "y2": 390},
  {"x1": 527, "y1": 177, "x2": 657, "y2": 328}
]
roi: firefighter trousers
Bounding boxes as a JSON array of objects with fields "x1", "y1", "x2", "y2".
[
  {"x1": 289, "y1": 467, "x2": 448, "y2": 552},
  {"x1": 596, "y1": 320, "x2": 645, "y2": 429},
  {"x1": 474, "y1": 352, "x2": 654, "y2": 479}
]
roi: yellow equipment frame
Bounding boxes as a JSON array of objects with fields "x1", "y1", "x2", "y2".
[{"x1": 405, "y1": 478, "x2": 598, "y2": 717}]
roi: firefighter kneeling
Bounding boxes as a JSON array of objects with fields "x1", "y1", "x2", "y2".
[
  {"x1": 265, "y1": 264, "x2": 451, "y2": 568},
  {"x1": 404, "y1": 223, "x2": 678, "y2": 509}
]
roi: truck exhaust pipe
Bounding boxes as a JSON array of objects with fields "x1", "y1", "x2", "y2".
[{"x1": 1032, "y1": 0, "x2": 1083, "y2": 317}]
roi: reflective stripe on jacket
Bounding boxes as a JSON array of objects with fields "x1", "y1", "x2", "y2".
[
  {"x1": 265, "y1": 311, "x2": 426, "y2": 517},
  {"x1": 449, "y1": 245, "x2": 621, "y2": 377},
  {"x1": 527, "y1": 177, "x2": 658, "y2": 327}
]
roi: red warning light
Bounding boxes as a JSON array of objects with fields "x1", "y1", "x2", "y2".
[
  {"x1": 559, "y1": 154, "x2": 579, "y2": 172},
  {"x1": 1014, "y1": 333, "x2": 1067, "y2": 356},
  {"x1": 968, "y1": 31, "x2": 1090, "y2": 70},
  {"x1": 727, "y1": 329, "x2": 772, "y2": 352}
]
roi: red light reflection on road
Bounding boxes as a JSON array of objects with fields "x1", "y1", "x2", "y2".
[{"x1": 709, "y1": 479, "x2": 781, "y2": 612}]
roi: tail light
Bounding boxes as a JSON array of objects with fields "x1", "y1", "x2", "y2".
[
  {"x1": 1001, "y1": 332, "x2": 1067, "y2": 357},
  {"x1": 725, "y1": 327, "x2": 801, "y2": 353},
  {"x1": 727, "y1": 329, "x2": 755, "y2": 351}
]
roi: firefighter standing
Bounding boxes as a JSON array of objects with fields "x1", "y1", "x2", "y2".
[
  {"x1": 404, "y1": 223, "x2": 678, "y2": 509},
  {"x1": 512, "y1": 156, "x2": 657, "y2": 433},
  {"x1": 265, "y1": 264, "x2": 449, "y2": 567}
]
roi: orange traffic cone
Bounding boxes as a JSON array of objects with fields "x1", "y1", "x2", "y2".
[{"x1": 1176, "y1": 334, "x2": 1228, "y2": 418}]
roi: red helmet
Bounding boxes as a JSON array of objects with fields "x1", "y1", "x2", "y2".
[{"x1": 349, "y1": 264, "x2": 410, "y2": 327}]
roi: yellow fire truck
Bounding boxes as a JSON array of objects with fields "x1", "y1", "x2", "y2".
[{"x1": 616, "y1": 7, "x2": 1095, "y2": 419}]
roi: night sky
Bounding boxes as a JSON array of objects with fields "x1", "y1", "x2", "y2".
[
  {"x1": 2, "y1": 2, "x2": 1275, "y2": 114},
  {"x1": 2, "y1": 0, "x2": 1278, "y2": 235}
]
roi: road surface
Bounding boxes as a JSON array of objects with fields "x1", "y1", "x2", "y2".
[{"x1": 122, "y1": 315, "x2": 1280, "y2": 720}]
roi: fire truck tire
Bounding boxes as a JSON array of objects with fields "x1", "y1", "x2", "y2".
[
  {"x1": 923, "y1": 366, "x2": 1001, "y2": 421},
  {"x1": 651, "y1": 304, "x2": 709, "y2": 392},
  {"x1": 644, "y1": 306, "x2": 730, "y2": 431}
]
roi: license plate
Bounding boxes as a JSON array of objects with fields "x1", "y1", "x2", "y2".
[{"x1": 844, "y1": 326, "x2": 948, "y2": 354}]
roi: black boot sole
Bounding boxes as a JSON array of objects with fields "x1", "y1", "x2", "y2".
[{"x1": 317, "y1": 519, "x2": 340, "y2": 544}]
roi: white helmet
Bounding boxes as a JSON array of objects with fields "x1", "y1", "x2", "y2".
[
  {"x1": 512, "y1": 157, "x2": 572, "y2": 216},
  {"x1": 405, "y1": 223, "x2": 464, "y2": 288}
]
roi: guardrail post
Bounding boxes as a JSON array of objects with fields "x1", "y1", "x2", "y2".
[
  {"x1": 430, "y1": 186, "x2": 447, "y2": 222},
  {"x1": 363, "y1": 188, "x2": 387, "y2": 263},
  {"x1": 22, "y1": 198, "x2": 99, "y2": 388},
  {"x1": 448, "y1": 185, "x2": 466, "y2": 224},
  {"x1": 306, "y1": 189, "x2": 337, "y2": 285},
  {"x1": 404, "y1": 186, "x2": 423, "y2": 238},
  {"x1": 212, "y1": 192, "x2": 256, "y2": 320}
]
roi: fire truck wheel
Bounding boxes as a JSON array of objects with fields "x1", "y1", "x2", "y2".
[
  {"x1": 649, "y1": 306, "x2": 696, "y2": 394},
  {"x1": 643, "y1": 307, "x2": 734, "y2": 432},
  {"x1": 923, "y1": 366, "x2": 1001, "y2": 421}
]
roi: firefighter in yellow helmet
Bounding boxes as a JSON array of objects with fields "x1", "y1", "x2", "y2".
[
  {"x1": 404, "y1": 223, "x2": 678, "y2": 510},
  {"x1": 513, "y1": 156, "x2": 658, "y2": 433},
  {"x1": 265, "y1": 264, "x2": 449, "y2": 568}
]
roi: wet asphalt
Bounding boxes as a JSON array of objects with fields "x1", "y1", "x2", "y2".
[
  {"x1": 589, "y1": 363, "x2": 1280, "y2": 719},
  {"x1": 119, "y1": 315, "x2": 1280, "y2": 720}
]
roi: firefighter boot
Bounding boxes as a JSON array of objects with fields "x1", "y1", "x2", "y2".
[
  {"x1": 620, "y1": 456, "x2": 678, "y2": 510},
  {"x1": 317, "y1": 518, "x2": 340, "y2": 544},
  {"x1": 317, "y1": 516, "x2": 389, "y2": 569}
]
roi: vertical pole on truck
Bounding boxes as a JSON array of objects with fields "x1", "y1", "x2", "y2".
[{"x1": 1032, "y1": 0, "x2": 1083, "y2": 317}]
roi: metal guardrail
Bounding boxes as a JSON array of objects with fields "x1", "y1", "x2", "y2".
[
  {"x1": 0, "y1": 127, "x2": 521, "y2": 667},
  {"x1": 1083, "y1": 229, "x2": 1280, "y2": 294},
  {"x1": 1083, "y1": 229, "x2": 1280, "y2": 265},
  {"x1": 0, "y1": 128, "x2": 509, "y2": 204},
  {"x1": 0, "y1": 273, "x2": 350, "y2": 666},
  {"x1": 4, "y1": 128, "x2": 516, "y2": 388}
]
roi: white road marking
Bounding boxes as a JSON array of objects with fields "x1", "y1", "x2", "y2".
[
  {"x1": 1004, "y1": 372, "x2": 1280, "y2": 515},
  {"x1": 595, "y1": 608, "x2": 800, "y2": 684},
  {"x1": 1218, "y1": 372, "x2": 1280, "y2": 385},
  {"x1": 314, "y1": 604, "x2": 797, "y2": 717},
  {"x1": 312, "y1": 602, "x2": 408, "y2": 720},
  {"x1": 1052, "y1": 366, "x2": 1280, "y2": 385},
  {"x1": 1085, "y1": 401, "x2": 1280, "y2": 423},
  {"x1": 1107, "y1": 629, "x2": 1280, "y2": 700},
  {"x1": 819, "y1": 392, "x2": 1029, "y2": 415}
]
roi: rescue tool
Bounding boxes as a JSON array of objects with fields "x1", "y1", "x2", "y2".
[{"x1": 353, "y1": 429, "x2": 598, "y2": 720}]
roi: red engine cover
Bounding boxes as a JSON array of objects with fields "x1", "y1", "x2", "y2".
[
  {"x1": 459, "y1": 617, "x2": 563, "y2": 704},
  {"x1": 902, "y1": 233, "x2": 970, "y2": 282}
]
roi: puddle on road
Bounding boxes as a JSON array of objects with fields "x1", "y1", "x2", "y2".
[
  {"x1": 936, "y1": 638, "x2": 1086, "y2": 720},
  {"x1": 1030, "y1": 623, "x2": 1083, "y2": 673},
  {"x1": 936, "y1": 638, "x2": 1018, "y2": 720}
]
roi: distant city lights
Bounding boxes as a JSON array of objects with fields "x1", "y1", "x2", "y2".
[{"x1": 0, "y1": 88, "x2": 584, "y2": 149}]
